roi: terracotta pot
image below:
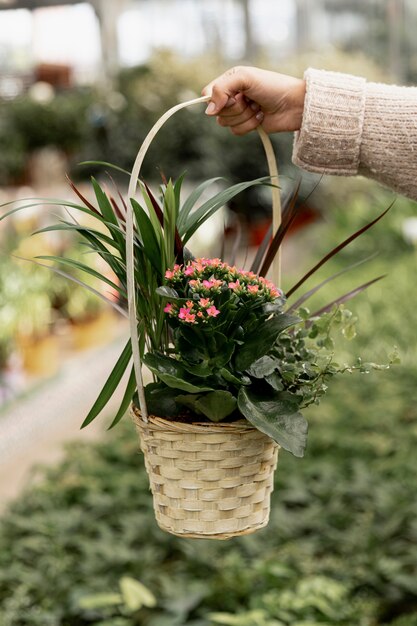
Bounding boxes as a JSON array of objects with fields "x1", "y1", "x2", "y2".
[
  {"x1": 17, "y1": 333, "x2": 59, "y2": 378},
  {"x1": 71, "y1": 310, "x2": 116, "y2": 351}
]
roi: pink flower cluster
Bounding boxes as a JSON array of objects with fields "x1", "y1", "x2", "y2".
[
  {"x1": 164, "y1": 299, "x2": 220, "y2": 325},
  {"x1": 162, "y1": 258, "x2": 283, "y2": 325}
]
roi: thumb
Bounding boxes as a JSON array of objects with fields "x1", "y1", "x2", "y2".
[
  {"x1": 201, "y1": 84, "x2": 230, "y2": 116},
  {"x1": 204, "y1": 94, "x2": 237, "y2": 116},
  {"x1": 202, "y1": 68, "x2": 250, "y2": 115}
]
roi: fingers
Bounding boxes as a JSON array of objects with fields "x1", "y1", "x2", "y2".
[
  {"x1": 202, "y1": 66, "x2": 253, "y2": 115},
  {"x1": 213, "y1": 92, "x2": 263, "y2": 136},
  {"x1": 202, "y1": 66, "x2": 264, "y2": 135},
  {"x1": 222, "y1": 110, "x2": 264, "y2": 136}
]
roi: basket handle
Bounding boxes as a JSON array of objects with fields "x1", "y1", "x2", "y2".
[{"x1": 126, "y1": 95, "x2": 281, "y2": 421}]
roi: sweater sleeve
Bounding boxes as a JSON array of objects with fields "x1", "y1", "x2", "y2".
[{"x1": 292, "y1": 68, "x2": 417, "y2": 201}]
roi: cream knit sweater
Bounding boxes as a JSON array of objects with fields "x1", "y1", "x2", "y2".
[{"x1": 292, "y1": 68, "x2": 417, "y2": 201}]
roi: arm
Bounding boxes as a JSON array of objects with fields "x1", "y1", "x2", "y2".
[
  {"x1": 293, "y1": 68, "x2": 417, "y2": 200},
  {"x1": 203, "y1": 66, "x2": 417, "y2": 201}
]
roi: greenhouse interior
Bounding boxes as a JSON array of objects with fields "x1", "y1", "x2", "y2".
[{"x1": 1, "y1": 1, "x2": 417, "y2": 625}]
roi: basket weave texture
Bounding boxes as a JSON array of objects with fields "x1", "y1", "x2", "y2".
[{"x1": 131, "y1": 407, "x2": 279, "y2": 539}]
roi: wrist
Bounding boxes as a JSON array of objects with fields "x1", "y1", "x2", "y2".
[{"x1": 291, "y1": 79, "x2": 306, "y2": 131}]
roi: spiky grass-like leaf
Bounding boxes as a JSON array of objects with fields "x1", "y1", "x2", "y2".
[
  {"x1": 287, "y1": 253, "x2": 379, "y2": 312},
  {"x1": 81, "y1": 340, "x2": 132, "y2": 428},
  {"x1": 309, "y1": 275, "x2": 386, "y2": 320},
  {"x1": 259, "y1": 182, "x2": 301, "y2": 278},
  {"x1": 286, "y1": 205, "x2": 392, "y2": 298},
  {"x1": 180, "y1": 177, "x2": 269, "y2": 245}
]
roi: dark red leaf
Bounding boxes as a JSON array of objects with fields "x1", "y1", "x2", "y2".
[
  {"x1": 308, "y1": 274, "x2": 386, "y2": 320},
  {"x1": 286, "y1": 204, "x2": 392, "y2": 298},
  {"x1": 66, "y1": 174, "x2": 100, "y2": 216},
  {"x1": 259, "y1": 181, "x2": 301, "y2": 277}
]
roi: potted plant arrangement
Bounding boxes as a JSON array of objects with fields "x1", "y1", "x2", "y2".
[{"x1": 1, "y1": 96, "x2": 394, "y2": 539}]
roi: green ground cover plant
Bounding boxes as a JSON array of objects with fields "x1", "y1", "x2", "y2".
[
  {"x1": 0, "y1": 182, "x2": 416, "y2": 625},
  {"x1": 0, "y1": 363, "x2": 416, "y2": 626},
  {"x1": 0, "y1": 132, "x2": 417, "y2": 626}
]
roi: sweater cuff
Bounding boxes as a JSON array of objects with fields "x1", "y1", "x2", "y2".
[{"x1": 292, "y1": 68, "x2": 367, "y2": 175}]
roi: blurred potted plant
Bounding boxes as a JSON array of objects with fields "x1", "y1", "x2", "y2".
[
  {"x1": 9, "y1": 266, "x2": 59, "y2": 378},
  {"x1": 0, "y1": 262, "x2": 22, "y2": 404},
  {"x1": 65, "y1": 286, "x2": 115, "y2": 351},
  {"x1": 51, "y1": 245, "x2": 117, "y2": 351},
  {"x1": 1, "y1": 97, "x2": 394, "y2": 539}
]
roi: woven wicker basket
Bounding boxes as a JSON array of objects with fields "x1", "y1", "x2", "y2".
[{"x1": 131, "y1": 407, "x2": 279, "y2": 539}]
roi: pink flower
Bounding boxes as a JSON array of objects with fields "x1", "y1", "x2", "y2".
[
  {"x1": 199, "y1": 298, "x2": 210, "y2": 307},
  {"x1": 206, "y1": 257, "x2": 222, "y2": 267},
  {"x1": 206, "y1": 305, "x2": 220, "y2": 318},
  {"x1": 178, "y1": 307, "x2": 191, "y2": 320},
  {"x1": 186, "y1": 300, "x2": 194, "y2": 308},
  {"x1": 202, "y1": 279, "x2": 223, "y2": 290},
  {"x1": 190, "y1": 261, "x2": 204, "y2": 273},
  {"x1": 164, "y1": 303, "x2": 174, "y2": 314},
  {"x1": 184, "y1": 266, "x2": 195, "y2": 276},
  {"x1": 184, "y1": 312, "x2": 196, "y2": 323},
  {"x1": 197, "y1": 311, "x2": 204, "y2": 318},
  {"x1": 248, "y1": 285, "x2": 259, "y2": 294},
  {"x1": 165, "y1": 264, "x2": 182, "y2": 279},
  {"x1": 228, "y1": 279, "x2": 240, "y2": 290}
]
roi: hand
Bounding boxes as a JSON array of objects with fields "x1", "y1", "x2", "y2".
[{"x1": 202, "y1": 66, "x2": 306, "y2": 136}]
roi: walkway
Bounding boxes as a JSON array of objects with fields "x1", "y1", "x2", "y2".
[{"x1": 0, "y1": 331, "x2": 142, "y2": 512}]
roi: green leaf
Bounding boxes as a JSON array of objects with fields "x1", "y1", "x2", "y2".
[
  {"x1": 181, "y1": 360, "x2": 213, "y2": 377},
  {"x1": 119, "y1": 576, "x2": 156, "y2": 611},
  {"x1": 74, "y1": 227, "x2": 126, "y2": 278},
  {"x1": 81, "y1": 340, "x2": 132, "y2": 428},
  {"x1": 156, "y1": 286, "x2": 182, "y2": 300},
  {"x1": 237, "y1": 387, "x2": 308, "y2": 457},
  {"x1": 177, "y1": 176, "x2": 224, "y2": 231},
  {"x1": 265, "y1": 371, "x2": 284, "y2": 391},
  {"x1": 195, "y1": 391, "x2": 237, "y2": 422},
  {"x1": 34, "y1": 222, "x2": 120, "y2": 250},
  {"x1": 144, "y1": 353, "x2": 213, "y2": 393},
  {"x1": 145, "y1": 383, "x2": 180, "y2": 417},
  {"x1": 131, "y1": 198, "x2": 162, "y2": 274},
  {"x1": 0, "y1": 197, "x2": 105, "y2": 224},
  {"x1": 36, "y1": 255, "x2": 125, "y2": 296},
  {"x1": 175, "y1": 393, "x2": 202, "y2": 412},
  {"x1": 219, "y1": 368, "x2": 251, "y2": 386},
  {"x1": 14, "y1": 254, "x2": 127, "y2": 318},
  {"x1": 209, "y1": 339, "x2": 236, "y2": 369},
  {"x1": 78, "y1": 592, "x2": 122, "y2": 610},
  {"x1": 78, "y1": 160, "x2": 131, "y2": 176},
  {"x1": 158, "y1": 374, "x2": 213, "y2": 393},
  {"x1": 91, "y1": 177, "x2": 119, "y2": 227},
  {"x1": 173, "y1": 172, "x2": 186, "y2": 217},
  {"x1": 247, "y1": 355, "x2": 278, "y2": 378},
  {"x1": 235, "y1": 314, "x2": 300, "y2": 372},
  {"x1": 107, "y1": 365, "x2": 136, "y2": 429},
  {"x1": 181, "y1": 178, "x2": 269, "y2": 245},
  {"x1": 163, "y1": 179, "x2": 177, "y2": 265}
]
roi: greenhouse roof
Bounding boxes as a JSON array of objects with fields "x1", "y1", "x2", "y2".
[{"x1": 0, "y1": 0, "x2": 83, "y2": 9}]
